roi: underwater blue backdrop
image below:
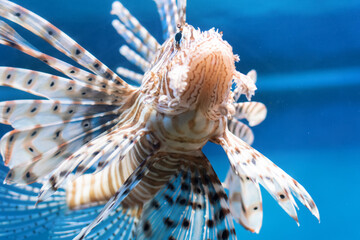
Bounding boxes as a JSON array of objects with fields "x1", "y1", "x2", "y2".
[{"x1": 0, "y1": 0, "x2": 359, "y2": 239}]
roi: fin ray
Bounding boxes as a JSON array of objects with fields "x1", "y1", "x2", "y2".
[
  {"x1": 135, "y1": 153, "x2": 237, "y2": 240},
  {"x1": 0, "y1": 67, "x2": 119, "y2": 104},
  {"x1": 0, "y1": 0, "x2": 129, "y2": 87},
  {"x1": 0, "y1": 100, "x2": 120, "y2": 129},
  {"x1": 111, "y1": 1, "x2": 160, "y2": 53}
]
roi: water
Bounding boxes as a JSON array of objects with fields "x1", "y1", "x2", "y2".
[{"x1": 0, "y1": 0, "x2": 359, "y2": 239}]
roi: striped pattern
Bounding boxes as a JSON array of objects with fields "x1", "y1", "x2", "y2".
[
  {"x1": 0, "y1": 0, "x2": 128, "y2": 87},
  {"x1": 0, "y1": 100, "x2": 119, "y2": 130},
  {"x1": 67, "y1": 134, "x2": 154, "y2": 209},
  {"x1": 116, "y1": 67, "x2": 143, "y2": 84},
  {"x1": 111, "y1": 1, "x2": 160, "y2": 53},
  {"x1": 154, "y1": 0, "x2": 179, "y2": 39},
  {"x1": 227, "y1": 118, "x2": 254, "y2": 145},
  {"x1": 233, "y1": 101, "x2": 267, "y2": 127},
  {"x1": 0, "y1": 67, "x2": 119, "y2": 104},
  {"x1": 219, "y1": 130, "x2": 320, "y2": 224},
  {"x1": 0, "y1": 164, "x2": 67, "y2": 239},
  {"x1": 119, "y1": 45, "x2": 151, "y2": 72},
  {"x1": 0, "y1": 0, "x2": 319, "y2": 239},
  {"x1": 136, "y1": 154, "x2": 236, "y2": 239},
  {"x1": 49, "y1": 205, "x2": 140, "y2": 240},
  {"x1": 177, "y1": 0, "x2": 187, "y2": 26},
  {"x1": 112, "y1": 19, "x2": 155, "y2": 61}
]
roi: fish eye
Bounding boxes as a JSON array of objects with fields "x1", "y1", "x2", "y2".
[{"x1": 175, "y1": 31, "x2": 182, "y2": 48}]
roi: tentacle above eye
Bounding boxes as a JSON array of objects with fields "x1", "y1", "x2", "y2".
[{"x1": 154, "y1": 0, "x2": 179, "y2": 39}]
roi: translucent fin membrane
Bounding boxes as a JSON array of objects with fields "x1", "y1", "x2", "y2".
[
  {"x1": 0, "y1": 164, "x2": 67, "y2": 239},
  {"x1": 0, "y1": 100, "x2": 120, "y2": 130},
  {"x1": 136, "y1": 156, "x2": 236, "y2": 240},
  {"x1": 49, "y1": 205, "x2": 139, "y2": 240},
  {"x1": 2, "y1": 116, "x2": 118, "y2": 184}
]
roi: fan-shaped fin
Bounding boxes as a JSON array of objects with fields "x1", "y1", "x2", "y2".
[
  {"x1": 48, "y1": 204, "x2": 140, "y2": 240},
  {"x1": 111, "y1": 1, "x2": 160, "y2": 53},
  {"x1": 49, "y1": 205, "x2": 103, "y2": 240},
  {"x1": 1, "y1": 113, "x2": 118, "y2": 167},
  {"x1": 136, "y1": 153, "x2": 236, "y2": 240},
  {"x1": 218, "y1": 130, "x2": 320, "y2": 224},
  {"x1": 233, "y1": 101, "x2": 267, "y2": 127},
  {"x1": 87, "y1": 206, "x2": 140, "y2": 240},
  {"x1": 0, "y1": 0, "x2": 129, "y2": 88},
  {"x1": 0, "y1": 164, "x2": 67, "y2": 239}
]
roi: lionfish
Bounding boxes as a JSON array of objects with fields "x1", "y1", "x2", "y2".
[{"x1": 0, "y1": 0, "x2": 319, "y2": 239}]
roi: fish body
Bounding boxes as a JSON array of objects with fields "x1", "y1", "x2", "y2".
[{"x1": 0, "y1": 0, "x2": 319, "y2": 239}]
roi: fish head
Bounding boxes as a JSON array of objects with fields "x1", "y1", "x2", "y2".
[{"x1": 144, "y1": 25, "x2": 256, "y2": 120}]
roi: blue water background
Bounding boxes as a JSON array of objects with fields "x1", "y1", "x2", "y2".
[{"x1": 0, "y1": 0, "x2": 359, "y2": 239}]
